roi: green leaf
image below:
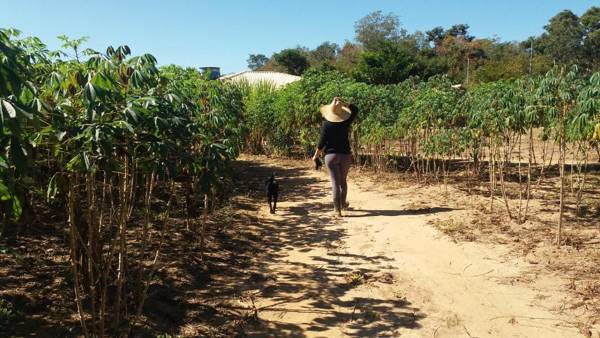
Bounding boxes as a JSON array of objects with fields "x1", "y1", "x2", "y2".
[
  {"x1": 2, "y1": 100, "x2": 16, "y2": 118},
  {"x1": 124, "y1": 106, "x2": 138, "y2": 122},
  {"x1": 12, "y1": 195, "x2": 22, "y2": 219},
  {"x1": 82, "y1": 152, "x2": 90, "y2": 170},
  {"x1": 119, "y1": 120, "x2": 134, "y2": 133},
  {"x1": 84, "y1": 82, "x2": 96, "y2": 101},
  {"x1": 57, "y1": 131, "x2": 67, "y2": 141},
  {"x1": 15, "y1": 104, "x2": 33, "y2": 119},
  {"x1": 46, "y1": 173, "x2": 60, "y2": 201},
  {"x1": 0, "y1": 181, "x2": 10, "y2": 201},
  {"x1": 66, "y1": 154, "x2": 83, "y2": 171}
]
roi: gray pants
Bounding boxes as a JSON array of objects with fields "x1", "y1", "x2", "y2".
[{"x1": 324, "y1": 153, "x2": 352, "y2": 211}]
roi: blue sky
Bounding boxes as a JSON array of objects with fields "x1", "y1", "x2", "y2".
[{"x1": 1, "y1": 1, "x2": 597, "y2": 74}]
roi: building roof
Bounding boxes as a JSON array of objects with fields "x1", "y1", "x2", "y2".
[{"x1": 219, "y1": 71, "x2": 300, "y2": 88}]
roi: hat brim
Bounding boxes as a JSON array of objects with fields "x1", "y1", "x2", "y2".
[{"x1": 320, "y1": 104, "x2": 351, "y2": 123}]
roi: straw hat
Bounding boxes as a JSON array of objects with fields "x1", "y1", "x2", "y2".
[{"x1": 320, "y1": 98, "x2": 351, "y2": 123}]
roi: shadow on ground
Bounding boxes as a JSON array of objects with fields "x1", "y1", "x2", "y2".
[
  {"x1": 0, "y1": 155, "x2": 428, "y2": 337},
  {"x1": 205, "y1": 157, "x2": 427, "y2": 337},
  {"x1": 342, "y1": 206, "x2": 455, "y2": 218}
]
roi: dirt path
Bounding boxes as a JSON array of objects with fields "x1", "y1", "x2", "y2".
[{"x1": 238, "y1": 155, "x2": 585, "y2": 338}]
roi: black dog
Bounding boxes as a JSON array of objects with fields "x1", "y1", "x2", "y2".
[
  {"x1": 314, "y1": 157, "x2": 323, "y2": 171},
  {"x1": 265, "y1": 173, "x2": 279, "y2": 214}
]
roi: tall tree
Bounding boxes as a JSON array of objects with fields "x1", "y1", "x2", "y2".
[
  {"x1": 247, "y1": 54, "x2": 269, "y2": 70},
  {"x1": 445, "y1": 24, "x2": 474, "y2": 41},
  {"x1": 354, "y1": 11, "x2": 401, "y2": 49},
  {"x1": 537, "y1": 10, "x2": 584, "y2": 66},
  {"x1": 435, "y1": 34, "x2": 486, "y2": 83},
  {"x1": 352, "y1": 40, "x2": 423, "y2": 84},
  {"x1": 336, "y1": 41, "x2": 362, "y2": 73},
  {"x1": 581, "y1": 6, "x2": 600, "y2": 69},
  {"x1": 426, "y1": 26, "x2": 445, "y2": 48},
  {"x1": 309, "y1": 42, "x2": 339, "y2": 68},
  {"x1": 272, "y1": 48, "x2": 309, "y2": 75}
]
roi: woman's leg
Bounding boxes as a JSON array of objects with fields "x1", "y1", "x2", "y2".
[
  {"x1": 324, "y1": 154, "x2": 342, "y2": 212},
  {"x1": 339, "y1": 154, "x2": 352, "y2": 207}
]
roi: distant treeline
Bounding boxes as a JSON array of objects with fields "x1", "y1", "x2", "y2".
[{"x1": 247, "y1": 7, "x2": 600, "y2": 85}]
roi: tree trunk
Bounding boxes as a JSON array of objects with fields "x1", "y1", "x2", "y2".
[
  {"x1": 68, "y1": 176, "x2": 89, "y2": 338},
  {"x1": 201, "y1": 193, "x2": 209, "y2": 261},
  {"x1": 557, "y1": 110, "x2": 566, "y2": 245},
  {"x1": 524, "y1": 127, "x2": 533, "y2": 220}
]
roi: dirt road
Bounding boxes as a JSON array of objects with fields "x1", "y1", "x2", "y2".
[{"x1": 238, "y1": 155, "x2": 587, "y2": 338}]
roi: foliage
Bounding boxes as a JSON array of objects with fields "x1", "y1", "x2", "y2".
[
  {"x1": 0, "y1": 28, "x2": 40, "y2": 228},
  {"x1": 2, "y1": 6, "x2": 600, "y2": 334},
  {"x1": 581, "y1": 7, "x2": 600, "y2": 69},
  {"x1": 247, "y1": 53, "x2": 269, "y2": 70},
  {"x1": 308, "y1": 42, "x2": 339, "y2": 69},
  {"x1": 536, "y1": 10, "x2": 584, "y2": 66},
  {"x1": 354, "y1": 11, "x2": 402, "y2": 49},
  {"x1": 0, "y1": 30, "x2": 244, "y2": 337},
  {"x1": 0, "y1": 298, "x2": 16, "y2": 331},
  {"x1": 240, "y1": 65, "x2": 600, "y2": 242},
  {"x1": 535, "y1": 7, "x2": 600, "y2": 70},
  {"x1": 271, "y1": 48, "x2": 309, "y2": 75},
  {"x1": 254, "y1": 6, "x2": 600, "y2": 84},
  {"x1": 352, "y1": 40, "x2": 423, "y2": 85}
]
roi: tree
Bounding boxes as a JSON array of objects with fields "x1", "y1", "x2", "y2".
[
  {"x1": 426, "y1": 26, "x2": 445, "y2": 47},
  {"x1": 445, "y1": 24, "x2": 474, "y2": 41},
  {"x1": 581, "y1": 7, "x2": 600, "y2": 69},
  {"x1": 472, "y1": 41, "x2": 552, "y2": 82},
  {"x1": 436, "y1": 35, "x2": 486, "y2": 83},
  {"x1": 426, "y1": 24, "x2": 473, "y2": 49},
  {"x1": 247, "y1": 53, "x2": 269, "y2": 70},
  {"x1": 352, "y1": 40, "x2": 423, "y2": 85},
  {"x1": 272, "y1": 48, "x2": 309, "y2": 75},
  {"x1": 354, "y1": 11, "x2": 401, "y2": 49},
  {"x1": 537, "y1": 10, "x2": 584, "y2": 66},
  {"x1": 309, "y1": 42, "x2": 339, "y2": 68},
  {"x1": 336, "y1": 41, "x2": 362, "y2": 73}
]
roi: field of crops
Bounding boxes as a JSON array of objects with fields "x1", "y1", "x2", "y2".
[
  {"x1": 242, "y1": 68, "x2": 600, "y2": 238},
  {"x1": 2, "y1": 22, "x2": 600, "y2": 336},
  {"x1": 1, "y1": 30, "x2": 245, "y2": 336}
]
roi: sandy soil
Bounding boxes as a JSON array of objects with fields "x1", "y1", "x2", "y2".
[
  {"x1": 1, "y1": 154, "x2": 597, "y2": 337},
  {"x1": 237, "y1": 155, "x2": 596, "y2": 338}
]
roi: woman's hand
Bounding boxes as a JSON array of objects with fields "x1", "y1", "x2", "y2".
[
  {"x1": 333, "y1": 96, "x2": 350, "y2": 107},
  {"x1": 312, "y1": 148, "x2": 321, "y2": 162}
]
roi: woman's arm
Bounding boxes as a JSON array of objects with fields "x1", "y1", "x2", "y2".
[
  {"x1": 312, "y1": 148, "x2": 322, "y2": 161},
  {"x1": 336, "y1": 97, "x2": 357, "y2": 122},
  {"x1": 313, "y1": 123, "x2": 326, "y2": 160},
  {"x1": 347, "y1": 103, "x2": 358, "y2": 122}
]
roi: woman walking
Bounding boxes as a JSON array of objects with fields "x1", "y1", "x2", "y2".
[{"x1": 312, "y1": 97, "x2": 358, "y2": 217}]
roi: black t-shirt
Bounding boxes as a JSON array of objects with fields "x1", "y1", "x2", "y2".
[{"x1": 317, "y1": 104, "x2": 358, "y2": 155}]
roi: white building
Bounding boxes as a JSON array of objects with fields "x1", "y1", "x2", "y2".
[{"x1": 219, "y1": 71, "x2": 300, "y2": 88}]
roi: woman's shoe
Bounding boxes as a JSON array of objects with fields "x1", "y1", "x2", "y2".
[{"x1": 332, "y1": 209, "x2": 343, "y2": 218}]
